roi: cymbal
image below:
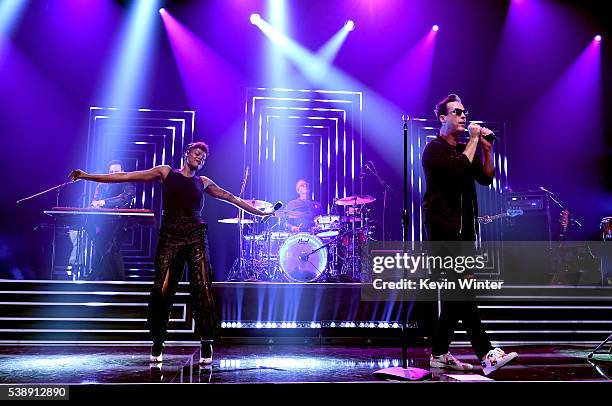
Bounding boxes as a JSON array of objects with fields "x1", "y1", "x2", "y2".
[
  {"x1": 244, "y1": 199, "x2": 273, "y2": 210},
  {"x1": 335, "y1": 195, "x2": 376, "y2": 206},
  {"x1": 218, "y1": 217, "x2": 255, "y2": 224}
]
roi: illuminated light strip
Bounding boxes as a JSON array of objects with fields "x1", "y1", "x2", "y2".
[
  {"x1": 343, "y1": 111, "x2": 347, "y2": 196},
  {"x1": 138, "y1": 108, "x2": 152, "y2": 112},
  {"x1": 504, "y1": 156, "x2": 508, "y2": 178},
  {"x1": 258, "y1": 114, "x2": 263, "y2": 165},
  {"x1": 273, "y1": 134, "x2": 276, "y2": 163},
  {"x1": 253, "y1": 96, "x2": 357, "y2": 104},
  {"x1": 0, "y1": 328, "x2": 195, "y2": 333},
  {"x1": 320, "y1": 141, "x2": 323, "y2": 192},
  {"x1": 0, "y1": 317, "x2": 185, "y2": 322},
  {"x1": 410, "y1": 132, "x2": 415, "y2": 241},
  {"x1": 327, "y1": 126, "x2": 331, "y2": 209},
  {"x1": 266, "y1": 106, "x2": 345, "y2": 112},
  {"x1": 0, "y1": 317, "x2": 150, "y2": 322},
  {"x1": 168, "y1": 119, "x2": 185, "y2": 162},
  {"x1": 256, "y1": 88, "x2": 361, "y2": 95},
  {"x1": 456, "y1": 330, "x2": 612, "y2": 334},
  {"x1": 253, "y1": 96, "x2": 315, "y2": 102},
  {"x1": 244, "y1": 99, "x2": 249, "y2": 146},
  {"x1": 0, "y1": 291, "x2": 189, "y2": 296},
  {"x1": 265, "y1": 116, "x2": 269, "y2": 161},
  {"x1": 313, "y1": 99, "x2": 352, "y2": 103},
  {"x1": 480, "y1": 320, "x2": 612, "y2": 324},
  {"x1": 164, "y1": 128, "x2": 175, "y2": 189},
  {"x1": 351, "y1": 130, "x2": 355, "y2": 184},
  {"x1": 335, "y1": 117, "x2": 339, "y2": 198},
  {"x1": 0, "y1": 279, "x2": 167, "y2": 285},
  {"x1": 0, "y1": 302, "x2": 187, "y2": 311}
]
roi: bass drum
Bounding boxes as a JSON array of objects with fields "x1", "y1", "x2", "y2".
[{"x1": 278, "y1": 233, "x2": 327, "y2": 282}]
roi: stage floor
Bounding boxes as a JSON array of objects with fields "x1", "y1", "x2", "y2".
[{"x1": 0, "y1": 344, "x2": 609, "y2": 384}]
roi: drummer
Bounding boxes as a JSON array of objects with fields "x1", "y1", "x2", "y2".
[{"x1": 285, "y1": 179, "x2": 322, "y2": 232}]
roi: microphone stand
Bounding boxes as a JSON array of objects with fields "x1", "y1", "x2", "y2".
[
  {"x1": 17, "y1": 179, "x2": 82, "y2": 280},
  {"x1": 373, "y1": 115, "x2": 431, "y2": 381},
  {"x1": 365, "y1": 161, "x2": 393, "y2": 244},
  {"x1": 228, "y1": 167, "x2": 249, "y2": 281}
]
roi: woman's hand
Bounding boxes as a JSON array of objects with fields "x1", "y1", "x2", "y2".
[{"x1": 69, "y1": 169, "x2": 87, "y2": 182}]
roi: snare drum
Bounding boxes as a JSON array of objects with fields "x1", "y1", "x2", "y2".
[
  {"x1": 278, "y1": 233, "x2": 327, "y2": 282},
  {"x1": 313, "y1": 215, "x2": 341, "y2": 238},
  {"x1": 601, "y1": 217, "x2": 612, "y2": 241}
]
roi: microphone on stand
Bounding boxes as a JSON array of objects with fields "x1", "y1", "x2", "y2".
[
  {"x1": 260, "y1": 201, "x2": 283, "y2": 223},
  {"x1": 359, "y1": 162, "x2": 370, "y2": 179}
]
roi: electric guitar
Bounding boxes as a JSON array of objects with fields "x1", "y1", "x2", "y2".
[{"x1": 478, "y1": 209, "x2": 523, "y2": 224}]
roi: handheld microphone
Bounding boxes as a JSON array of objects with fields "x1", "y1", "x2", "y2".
[
  {"x1": 483, "y1": 132, "x2": 497, "y2": 143},
  {"x1": 260, "y1": 201, "x2": 283, "y2": 223}
]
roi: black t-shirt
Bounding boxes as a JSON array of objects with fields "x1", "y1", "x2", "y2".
[
  {"x1": 286, "y1": 198, "x2": 322, "y2": 230},
  {"x1": 422, "y1": 135, "x2": 493, "y2": 240}
]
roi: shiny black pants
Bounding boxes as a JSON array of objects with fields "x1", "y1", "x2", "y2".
[{"x1": 148, "y1": 219, "x2": 217, "y2": 344}]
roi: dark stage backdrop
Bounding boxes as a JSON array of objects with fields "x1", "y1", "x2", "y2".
[{"x1": 0, "y1": 0, "x2": 609, "y2": 281}]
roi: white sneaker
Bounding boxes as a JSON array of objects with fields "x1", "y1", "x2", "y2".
[
  {"x1": 430, "y1": 352, "x2": 474, "y2": 371},
  {"x1": 481, "y1": 348, "x2": 518, "y2": 375},
  {"x1": 199, "y1": 342, "x2": 213, "y2": 365},
  {"x1": 150, "y1": 342, "x2": 164, "y2": 363}
]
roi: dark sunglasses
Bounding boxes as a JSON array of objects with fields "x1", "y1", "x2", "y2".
[{"x1": 448, "y1": 108, "x2": 469, "y2": 117}]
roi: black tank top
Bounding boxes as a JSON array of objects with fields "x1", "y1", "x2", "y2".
[{"x1": 162, "y1": 170, "x2": 206, "y2": 215}]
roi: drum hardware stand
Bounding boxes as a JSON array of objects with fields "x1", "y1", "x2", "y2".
[
  {"x1": 226, "y1": 167, "x2": 253, "y2": 281},
  {"x1": 373, "y1": 115, "x2": 431, "y2": 381},
  {"x1": 362, "y1": 161, "x2": 393, "y2": 244},
  {"x1": 340, "y1": 203, "x2": 367, "y2": 282}
]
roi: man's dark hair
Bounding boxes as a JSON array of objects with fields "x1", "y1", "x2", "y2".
[
  {"x1": 108, "y1": 160, "x2": 122, "y2": 169},
  {"x1": 185, "y1": 141, "x2": 209, "y2": 156},
  {"x1": 434, "y1": 93, "x2": 462, "y2": 123}
]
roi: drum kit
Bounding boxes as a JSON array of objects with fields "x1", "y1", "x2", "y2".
[{"x1": 223, "y1": 195, "x2": 377, "y2": 283}]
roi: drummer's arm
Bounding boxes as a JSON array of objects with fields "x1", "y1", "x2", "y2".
[{"x1": 202, "y1": 176, "x2": 269, "y2": 216}]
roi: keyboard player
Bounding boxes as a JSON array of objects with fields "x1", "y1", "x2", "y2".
[{"x1": 85, "y1": 160, "x2": 135, "y2": 281}]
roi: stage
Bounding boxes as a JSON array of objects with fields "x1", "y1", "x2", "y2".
[
  {"x1": 0, "y1": 344, "x2": 610, "y2": 384},
  {"x1": 1, "y1": 0, "x2": 611, "y2": 397}
]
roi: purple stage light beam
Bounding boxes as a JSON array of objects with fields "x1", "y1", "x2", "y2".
[
  {"x1": 375, "y1": 28, "x2": 438, "y2": 117},
  {"x1": 160, "y1": 9, "x2": 248, "y2": 132}
]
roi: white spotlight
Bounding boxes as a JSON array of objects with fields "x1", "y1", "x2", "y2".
[
  {"x1": 344, "y1": 20, "x2": 355, "y2": 32},
  {"x1": 250, "y1": 13, "x2": 262, "y2": 25}
]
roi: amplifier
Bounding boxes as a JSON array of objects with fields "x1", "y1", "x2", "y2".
[{"x1": 504, "y1": 191, "x2": 546, "y2": 211}]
